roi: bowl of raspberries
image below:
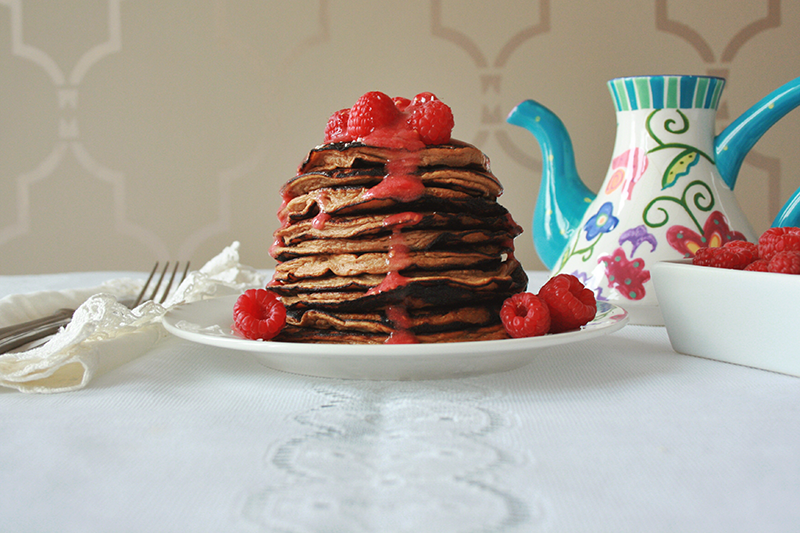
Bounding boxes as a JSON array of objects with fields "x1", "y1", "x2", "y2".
[{"x1": 652, "y1": 226, "x2": 800, "y2": 377}]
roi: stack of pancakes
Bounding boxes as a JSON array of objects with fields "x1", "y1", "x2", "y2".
[{"x1": 267, "y1": 139, "x2": 528, "y2": 343}]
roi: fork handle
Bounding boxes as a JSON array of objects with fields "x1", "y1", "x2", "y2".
[
  {"x1": 0, "y1": 313, "x2": 73, "y2": 354},
  {"x1": 0, "y1": 308, "x2": 74, "y2": 338}
]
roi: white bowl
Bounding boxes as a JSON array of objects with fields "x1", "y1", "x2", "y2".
[{"x1": 652, "y1": 259, "x2": 800, "y2": 377}]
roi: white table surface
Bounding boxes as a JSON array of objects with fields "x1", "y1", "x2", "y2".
[{"x1": 1, "y1": 271, "x2": 799, "y2": 533}]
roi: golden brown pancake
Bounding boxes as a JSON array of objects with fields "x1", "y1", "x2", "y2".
[
  {"x1": 273, "y1": 211, "x2": 520, "y2": 247},
  {"x1": 285, "y1": 305, "x2": 497, "y2": 335},
  {"x1": 282, "y1": 167, "x2": 502, "y2": 199},
  {"x1": 278, "y1": 186, "x2": 509, "y2": 223},
  {"x1": 298, "y1": 140, "x2": 492, "y2": 175},
  {"x1": 269, "y1": 259, "x2": 528, "y2": 311},
  {"x1": 275, "y1": 324, "x2": 509, "y2": 344}
]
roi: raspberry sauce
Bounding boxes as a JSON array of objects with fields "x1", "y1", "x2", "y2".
[
  {"x1": 363, "y1": 174, "x2": 425, "y2": 203},
  {"x1": 312, "y1": 211, "x2": 331, "y2": 230},
  {"x1": 366, "y1": 271, "x2": 410, "y2": 295},
  {"x1": 385, "y1": 306, "x2": 418, "y2": 344},
  {"x1": 324, "y1": 92, "x2": 455, "y2": 344}
]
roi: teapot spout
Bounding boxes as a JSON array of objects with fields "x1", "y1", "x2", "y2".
[
  {"x1": 715, "y1": 76, "x2": 800, "y2": 189},
  {"x1": 507, "y1": 100, "x2": 595, "y2": 270}
]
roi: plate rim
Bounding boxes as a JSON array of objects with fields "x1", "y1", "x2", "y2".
[{"x1": 162, "y1": 295, "x2": 629, "y2": 359}]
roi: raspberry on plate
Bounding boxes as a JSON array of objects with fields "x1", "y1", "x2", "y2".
[
  {"x1": 232, "y1": 288, "x2": 286, "y2": 341},
  {"x1": 537, "y1": 274, "x2": 597, "y2": 333},
  {"x1": 767, "y1": 250, "x2": 800, "y2": 274},
  {"x1": 758, "y1": 227, "x2": 800, "y2": 261},
  {"x1": 500, "y1": 292, "x2": 550, "y2": 338}
]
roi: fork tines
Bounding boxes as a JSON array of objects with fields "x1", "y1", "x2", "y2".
[{"x1": 134, "y1": 261, "x2": 191, "y2": 307}]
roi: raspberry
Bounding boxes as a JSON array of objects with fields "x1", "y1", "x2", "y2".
[
  {"x1": 692, "y1": 246, "x2": 751, "y2": 269},
  {"x1": 758, "y1": 227, "x2": 800, "y2": 261},
  {"x1": 767, "y1": 251, "x2": 800, "y2": 274},
  {"x1": 347, "y1": 91, "x2": 400, "y2": 139},
  {"x1": 537, "y1": 274, "x2": 597, "y2": 333},
  {"x1": 500, "y1": 292, "x2": 551, "y2": 338},
  {"x1": 324, "y1": 108, "x2": 351, "y2": 143},
  {"x1": 721, "y1": 239, "x2": 758, "y2": 264},
  {"x1": 744, "y1": 259, "x2": 770, "y2": 272},
  {"x1": 408, "y1": 98, "x2": 454, "y2": 145},
  {"x1": 232, "y1": 288, "x2": 286, "y2": 340},
  {"x1": 411, "y1": 92, "x2": 438, "y2": 106},
  {"x1": 392, "y1": 96, "x2": 411, "y2": 112}
]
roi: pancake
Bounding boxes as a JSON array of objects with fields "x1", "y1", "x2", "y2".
[
  {"x1": 285, "y1": 305, "x2": 497, "y2": 335},
  {"x1": 270, "y1": 230, "x2": 511, "y2": 261},
  {"x1": 282, "y1": 167, "x2": 502, "y2": 199},
  {"x1": 298, "y1": 140, "x2": 492, "y2": 175},
  {"x1": 269, "y1": 259, "x2": 528, "y2": 312},
  {"x1": 273, "y1": 211, "x2": 520, "y2": 247},
  {"x1": 278, "y1": 186, "x2": 509, "y2": 224},
  {"x1": 273, "y1": 250, "x2": 509, "y2": 280},
  {"x1": 274, "y1": 323, "x2": 509, "y2": 344}
]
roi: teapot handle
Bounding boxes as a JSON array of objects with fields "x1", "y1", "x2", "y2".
[
  {"x1": 772, "y1": 185, "x2": 800, "y2": 228},
  {"x1": 715, "y1": 76, "x2": 800, "y2": 189}
]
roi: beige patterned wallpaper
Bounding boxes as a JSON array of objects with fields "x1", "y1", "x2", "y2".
[{"x1": 1, "y1": 0, "x2": 799, "y2": 274}]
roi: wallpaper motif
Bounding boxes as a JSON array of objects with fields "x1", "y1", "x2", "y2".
[
  {"x1": 1, "y1": 0, "x2": 798, "y2": 274},
  {"x1": 655, "y1": 0, "x2": 784, "y2": 216}
]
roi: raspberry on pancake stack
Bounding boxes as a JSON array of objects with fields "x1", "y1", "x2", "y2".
[{"x1": 266, "y1": 91, "x2": 528, "y2": 343}]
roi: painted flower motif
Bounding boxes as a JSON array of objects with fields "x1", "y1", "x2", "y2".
[
  {"x1": 583, "y1": 201, "x2": 619, "y2": 240},
  {"x1": 605, "y1": 148, "x2": 649, "y2": 200},
  {"x1": 571, "y1": 270, "x2": 605, "y2": 301},
  {"x1": 619, "y1": 225, "x2": 657, "y2": 255},
  {"x1": 599, "y1": 247, "x2": 651, "y2": 301},
  {"x1": 667, "y1": 211, "x2": 747, "y2": 257}
]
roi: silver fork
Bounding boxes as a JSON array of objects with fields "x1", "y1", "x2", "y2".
[{"x1": 0, "y1": 261, "x2": 190, "y2": 355}]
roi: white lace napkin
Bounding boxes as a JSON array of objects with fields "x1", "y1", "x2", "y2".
[{"x1": 0, "y1": 242, "x2": 267, "y2": 393}]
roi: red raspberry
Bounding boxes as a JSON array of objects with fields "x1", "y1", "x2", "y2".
[
  {"x1": 537, "y1": 274, "x2": 597, "y2": 333},
  {"x1": 721, "y1": 239, "x2": 758, "y2": 264},
  {"x1": 758, "y1": 227, "x2": 800, "y2": 261},
  {"x1": 500, "y1": 292, "x2": 551, "y2": 338},
  {"x1": 232, "y1": 288, "x2": 286, "y2": 340},
  {"x1": 692, "y1": 246, "x2": 751, "y2": 269},
  {"x1": 347, "y1": 91, "x2": 400, "y2": 139},
  {"x1": 408, "y1": 98, "x2": 454, "y2": 145},
  {"x1": 411, "y1": 92, "x2": 438, "y2": 106},
  {"x1": 767, "y1": 251, "x2": 800, "y2": 274},
  {"x1": 324, "y1": 108, "x2": 351, "y2": 143},
  {"x1": 392, "y1": 96, "x2": 411, "y2": 112},
  {"x1": 744, "y1": 259, "x2": 770, "y2": 272}
]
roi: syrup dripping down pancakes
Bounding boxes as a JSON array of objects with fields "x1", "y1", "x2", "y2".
[{"x1": 265, "y1": 92, "x2": 527, "y2": 343}]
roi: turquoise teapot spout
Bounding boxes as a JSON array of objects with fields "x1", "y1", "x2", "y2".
[{"x1": 508, "y1": 75, "x2": 800, "y2": 271}]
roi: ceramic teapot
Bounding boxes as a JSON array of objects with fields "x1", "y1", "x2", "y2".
[{"x1": 508, "y1": 75, "x2": 800, "y2": 325}]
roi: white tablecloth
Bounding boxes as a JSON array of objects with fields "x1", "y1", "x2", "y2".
[{"x1": 1, "y1": 271, "x2": 798, "y2": 533}]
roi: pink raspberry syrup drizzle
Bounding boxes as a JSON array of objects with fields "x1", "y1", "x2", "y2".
[{"x1": 365, "y1": 212, "x2": 425, "y2": 343}]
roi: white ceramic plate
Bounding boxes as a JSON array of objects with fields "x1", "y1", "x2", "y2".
[{"x1": 162, "y1": 295, "x2": 629, "y2": 380}]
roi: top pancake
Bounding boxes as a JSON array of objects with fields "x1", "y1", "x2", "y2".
[{"x1": 298, "y1": 139, "x2": 492, "y2": 175}]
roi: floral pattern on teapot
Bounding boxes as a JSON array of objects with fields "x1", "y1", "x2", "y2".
[{"x1": 556, "y1": 102, "x2": 746, "y2": 304}]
